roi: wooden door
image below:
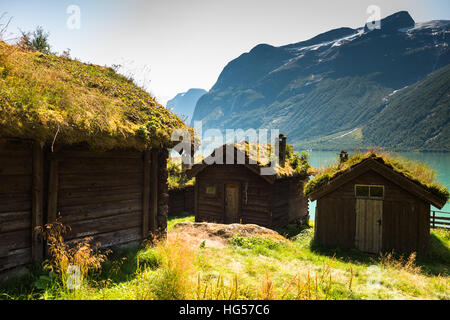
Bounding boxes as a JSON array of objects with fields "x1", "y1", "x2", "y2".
[
  {"x1": 355, "y1": 199, "x2": 382, "y2": 253},
  {"x1": 225, "y1": 184, "x2": 239, "y2": 223}
]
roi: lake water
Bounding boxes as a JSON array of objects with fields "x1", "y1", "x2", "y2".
[{"x1": 306, "y1": 150, "x2": 450, "y2": 220}]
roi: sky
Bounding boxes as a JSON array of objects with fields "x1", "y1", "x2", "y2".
[{"x1": 1, "y1": 0, "x2": 449, "y2": 105}]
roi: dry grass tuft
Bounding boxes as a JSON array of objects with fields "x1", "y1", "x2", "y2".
[
  {"x1": 379, "y1": 252, "x2": 422, "y2": 274},
  {"x1": 150, "y1": 235, "x2": 196, "y2": 299},
  {"x1": 38, "y1": 218, "x2": 109, "y2": 292}
]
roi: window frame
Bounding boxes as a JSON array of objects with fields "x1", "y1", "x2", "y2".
[
  {"x1": 354, "y1": 184, "x2": 384, "y2": 200},
  {"x1": 204, "y1": 184, "x2": 217, "y2": 197}
]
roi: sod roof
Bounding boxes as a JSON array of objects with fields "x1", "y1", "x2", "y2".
[
  {"x1": 0, "y1": 41, "x2": 188, "y2": 150},
  {"x1": 304, "y1": 152, "x2": 449, "y2": 208},
  {"x1": 187, "y1": 141, "x2": 312, "y2": 182}
]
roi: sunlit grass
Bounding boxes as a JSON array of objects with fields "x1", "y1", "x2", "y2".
[
  {"x1": 1, "y1": 216, "x2": 448, "y2": 300},
  {"x1": 0, "y1": 41, "x2": 188, "y2": 150}
]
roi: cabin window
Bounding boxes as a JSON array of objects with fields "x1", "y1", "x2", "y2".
[
  {"x1": 355, "y1": 185, "x2": 369, "y2": 197},
  {"x1": 369, "y1": 186, "x2": 384, "y2": 198},
  {"x1": 205, "y1": 185, "x2": 216, "y2": 196},
  {"x1": 355, "y1": 185, "x2": 384, "y2": 199}
]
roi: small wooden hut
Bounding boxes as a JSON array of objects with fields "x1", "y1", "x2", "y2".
[
  {"x1": 0, "y1": 42, "x2": 188, "y2": 274},
  {"x1": 305, "y1": 153, "x2": 448, "y2": 253},
  {"x1": 186, "y1": 138, "x2": 310, "y2": 228}
]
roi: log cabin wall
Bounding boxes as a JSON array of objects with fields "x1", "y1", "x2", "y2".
[
  {"x1": 287, "y1": 177, "x2": 309, "y2": 225},
  {"x1": 0, "y1": 139, "x2": 165, "y2": 274},
  {"x1": 0, "y1": 140, "x2": 35, "y2": 272},
  {"x1": 168, "y1": 186, "x2": 194, "y2": 216},
  {"x1": 241, "y1": 172, "x2": 272, "y2": 227},
  {"x1": 315, "y1": 169, "x2": 430, "y2": 252},
  {"x1": 272, "y1": 177, "x2": 309, "y2": 228},
  {"x1": 195, "y1": 164, "x2": 272, "y2": 227},
  {"x1": 51, "y1": 148, "x2": 148, "y2": 248},
  {"x1": 271, "y1": 179, "x2": 290, "y2": 227},
  {"x1": 157, "y1": 148, "x2": 169, "y2": 234}
]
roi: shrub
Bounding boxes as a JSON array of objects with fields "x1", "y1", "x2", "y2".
[
  {"x1": 167, "y1": 158, "x2": 195, "y2": 190},
  {"x1": 37, "y1": 219, "x2": 109, "y2": 292}
]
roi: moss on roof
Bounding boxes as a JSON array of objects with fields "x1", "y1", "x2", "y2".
[
  {"x1": 233, "y1": 141, "x2": 313, "y2": 178},
  {"x1": 304, "y1": 151, "x2": 449, "y2": 204},
  {"x1": 167, "y1": 157, "x2": 195, "y2": 190},
  {"x1": 0, "y1": 41, "x2": 188, "y2": 150}
]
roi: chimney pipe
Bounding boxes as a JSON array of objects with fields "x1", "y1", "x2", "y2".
[
  {"x1": 279, "y1": 134, "x2": 286, "y2": 167},
  {"x1": 339, "y1": 150, "x2": 348, "y2": 164}
]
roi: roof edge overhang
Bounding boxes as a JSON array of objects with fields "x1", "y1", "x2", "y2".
[
  {"x1": 186, "y1": 162, "x2": 277, "y2": 184},
  {"x1": 307, "y1": 158, "x2": 446, "y2": 209}
]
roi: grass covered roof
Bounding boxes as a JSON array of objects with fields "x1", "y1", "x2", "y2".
[
  {"x1": 187, "y1": 141, "x2": 313, "y2": 180},
  {"x1": 233, "y1": 141, "x2": 312, "y2": 178},
  {"x1": 0, "y1": 41, "x2": 188, "y2": 150},
  {"x1": 304, "y1": 151, "x2": 449, "y2": 205}
]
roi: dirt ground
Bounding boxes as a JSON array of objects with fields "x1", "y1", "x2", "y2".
[{"x1": 168, "y1": 221, "x2": 284, "y2": 248}]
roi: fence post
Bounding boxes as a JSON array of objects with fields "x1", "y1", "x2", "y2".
[{"x1": 432, "y1": 211, "x2": 435, "y2": 229}]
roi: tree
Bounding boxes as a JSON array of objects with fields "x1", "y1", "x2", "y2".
[
  {"x1": 31, "y1": 26, "x2": 51, "y2": 53},
  {"x1": 17, "y1": 26, "x2": 51, "y2": 54}
]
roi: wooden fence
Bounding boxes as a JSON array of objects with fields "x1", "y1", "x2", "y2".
[
  {"x1": 168, "y1": 186, "x2": 194, "y2": 216},
  {"x1": 430, "y1": 210, "x2": 450, "y2": 229}
]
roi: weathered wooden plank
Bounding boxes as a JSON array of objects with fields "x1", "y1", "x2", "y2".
[
  {"x1": 64, "y1": 211, "x2": 142, "y2": 240},
  {"x1": 0, "y1": 140, "x2": 33, "y2": 158},
  {"x1": 58, "y1": 190, "x2": 142, "y2": 207},
  {"x1": 59, "y1": 199, "x2": 143, "y2": 222},
  {"x1": 194, "y1": 180, "x2": 199, "y2": 221},
  {"x1": 243, "y1": 215, "x2": 271, "y2": 225},
  {"x1": 0, "y1": 211, "x2": 31, "y2": 233},
  {"x1": 0, "y1": 193, "x2": 32, "y2": 213},
  {"x1": 47, "y1": 159, "x2": 59, "y2": 223},
  {"x1": 142, "y1": 150, "x2": 150, "y2": 238},
  {"x1": 0, "y1": 248, "x2": 32, "y2": 272},
  {"x1": 0, "y1": 175, "x2": 32, "y2": 194},
  {"x1": 52, "y1": 149, "x2": 143, "y2": 159},
  {"x1": 70, "y1": 227, "x2": 142, "y2": 249},
  {"x1": 197, "y1": 208, "x2": 223, "y2": 217},
  {"x1": 32, "y1": 141, "x2": 44, "y2": 264},
  {"x1": 242, "y1": 203, "x2": 270, "y2": 213},
  {"x1": 198, "y1": 198, "x2": 224, "y2": 208},
  {"x1": 58, "y1": 172, "x2": 143, "y2": 190},
  {"x1": 149, "y1": 149, "x2": 158, "y2": 233},
  {"x1": 0, "y1": 157, "x2": 33, "y2": 175},
  {"x1": 0, "y1": 229, "x2": 31, "y2": 257},
  {"x1": 58, "y1": 158, "x2": 143, "y2": 174}
]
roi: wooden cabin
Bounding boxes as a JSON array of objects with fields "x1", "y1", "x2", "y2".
[
  {"x1": 0, "y1": 42, "x2": 188, "y2": 274},
  {"x1": 168, "y1": 186, "x2": 195, "y2": 216},
  {"x1": 186, "y1": 139, "x2": 310, "y2": 228},
  {"x1": 306, "y1": 155, "x2": 448, "y2": 253}
]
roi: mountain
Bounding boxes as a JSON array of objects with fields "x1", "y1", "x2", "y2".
[
  {"x1": 191, "y1": 11, "x2": 450, "y2": 151},
  {"x1": 362, "y1": 64, "x2": 450, "y2": 151},
  {"x1": 167, "y1": 88, "x2": 206, "y2": 124}
]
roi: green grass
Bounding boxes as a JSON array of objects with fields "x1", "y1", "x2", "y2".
[
  {"x1": 167, "y1": 212, "x2": 195, "y2": 230},
  {"x1": 0, "y1": 41, "x2": 189, "y2": 150},
  {"x1": 1, "y1": 216, "x2": 449, "y2": 300},
  {"x1": 167, "y1": 158, "x2": 195, "y2": 191}
]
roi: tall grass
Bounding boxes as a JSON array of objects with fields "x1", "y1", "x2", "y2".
[
  {"x1": 150, "y1": 235, "x2": 195, "y2": 299},
  {"x1": 1, "y1": 218, "x2": 448, "y2": 300}
]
